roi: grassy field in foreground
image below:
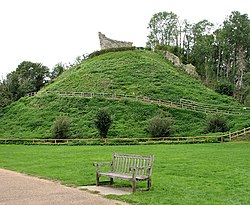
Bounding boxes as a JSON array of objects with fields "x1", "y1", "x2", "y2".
[{"x1": 0, "y1": 143, "x2": 249, "y2": 205}]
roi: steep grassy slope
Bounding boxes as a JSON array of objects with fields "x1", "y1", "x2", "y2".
[
  {"x1": 44, "y1": 50, "x2": 241, "y2": 107},
  {"x1": 0, "y1": 50, "x2": 249, "y2": 139},
  {"x1": 0, "y1": 94, "x2": 210, "y2": 138}
]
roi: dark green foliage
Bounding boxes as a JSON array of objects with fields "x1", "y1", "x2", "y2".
[
  {"x1": 215, "y1": 80, "x2": 234, "y2": 96},
  {"x1": 147, "y1": 11, "x2": 249, "y2": 101},
  {"x1": 88, "y1": 47, "x2": 144, "y2": 59},
  {"x1": 205, "y1": 113, "x2": 229, "y2": 133},
  {"x1": 0, "y1": 61, "x2": 49, "y2": 107},
  {"x1": 51, "y1": 63, "x2": 65, "y2": 80},
  {"x1": 51, "y1": 116, "x2": 70, "y2": 139},
  {"x1": 148, "y1": 116, "x2": 173, "y2": 138},
  {"x1": 94, "y1": 108, "x2": 112, "y2": 138}
]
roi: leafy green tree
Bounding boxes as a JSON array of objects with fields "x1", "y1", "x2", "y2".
[
  {"x1": 182, "y1": 19, "x2": 193, "y2": 63},
  {"x1": 94, "y1": 108, "x2": 112, "y2": 138},
  {"x1": 214, "y1": 11, "x2": 250, "y2": 98},
  {"x1": 51, "y1": 63, "x2": 65, "y2": 80},
  {"x1": 147, "y1": 11, "x2": 179, "y2": 48},
  {"x1": 16, "y1": 61, "x2": 50, "y2": 93},
  {"x1": 0, "y1": 80, "x2": 12, "y2": 108}
]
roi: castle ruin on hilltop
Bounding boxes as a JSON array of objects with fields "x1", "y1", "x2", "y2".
[{"x1": 98, "y1": 32, "x2": 133, "y2": 49}]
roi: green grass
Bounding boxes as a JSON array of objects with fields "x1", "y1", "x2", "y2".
[
  {"x1": 1, "y1": 94, "x2": 249, "y2": 139},
  {"x1": 0, "y1": 50, "x2": 249, "y2": 139},
  {"x1": 44, "y1": 50, "x2": 241, "y2": 107},
  {"x1": 0, "y1": 143, "x2": 249, "y2": 204},
  {"x1": 0, "y1": 95, "x2": 208, "y2": 138}
]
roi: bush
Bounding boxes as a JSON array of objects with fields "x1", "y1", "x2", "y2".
[
  {"x1": 148, "y1": 116, "x2": 173, "y2": 138},
  {"x1": 88, "y1": 47, "x2": 145, "y2": 59},
  {"x1": 205, "y1": 113, "x2": 229, "y2": 133},
  {"x1": 215, "y1": 80, "x2": 234, "y2": 96},
  {"x1": 51, "y1": 116, "x2": 70, "y2": 139},
  {"x1": 94, "y1": 108, "x2": 112, "y2": 138}
]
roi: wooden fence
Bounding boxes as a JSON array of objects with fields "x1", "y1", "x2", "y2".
[
  {"x1": 1, "y1": 127, "x2": 249, "y2": 145},
  {"x1": 26, "y1": 91, "x2": 250, "y2": 115}
]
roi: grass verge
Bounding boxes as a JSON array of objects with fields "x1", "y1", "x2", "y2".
[{"x1": 0, "y1": 143, "x2": 249, "y2": 205}]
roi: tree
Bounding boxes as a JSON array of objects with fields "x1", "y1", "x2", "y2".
[
  {"x1": 182, "y1": 19, "x2": 193, "y2": 63},
  {"x1": 94, "y1": 108, "x2": 112, "y2": 138},
  {"x1": 214, "y1": 11, "x2": 250, "y2": 99},
  {"x1": 0, "y1": 61, "x2": 50, "y2": 107},
  {"x1": 147, "y1": 11, "x2": 179, "y2": 49},
  {"x1": 16, "y1": 61, "x2": 50, "y2": 93},
  {"x1": 51, "y1": 63, "x2": 65, "y2": 80}
]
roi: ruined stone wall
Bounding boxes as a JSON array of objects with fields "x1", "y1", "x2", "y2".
[
  {"x1": 98, "y1": 32, "x2": 133, "y2": 49},
  {"x1": 164, "y1": 51, "x2": 199, "y2": 77}
]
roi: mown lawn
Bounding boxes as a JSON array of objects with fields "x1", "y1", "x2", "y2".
[{"x1": 0, "y1": 143, "x2": 249, "y2": 205}]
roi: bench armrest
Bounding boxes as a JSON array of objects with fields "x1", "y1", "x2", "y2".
[{"x1": 93, "y1": 162, "x2": 112, "y2": 173}]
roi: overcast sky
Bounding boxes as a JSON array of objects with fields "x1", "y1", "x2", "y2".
[{"x1": 0, "y1": 0, "x2": 249, "y2": 78}]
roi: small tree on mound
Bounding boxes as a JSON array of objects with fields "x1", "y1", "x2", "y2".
[
  {"x1": 94, "y1": 108, "x2": 112, "y2": 138},
  {"x1": 148, "y1": 116, "x2": 173, "y2": 138},
  {"x1": 205, "y1": 113, "x2": 229, "y2": 133},
  {"x1": 52, "y1": 116, "x2": 70, "y2": 139}
]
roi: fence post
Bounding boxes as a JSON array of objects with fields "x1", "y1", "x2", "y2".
[
  {"x1": 220, "y1": 136, "x2": 224, "y2": 143},
  {"x1": 229, "y1": 132, "x2": 231, "y2": 141}
]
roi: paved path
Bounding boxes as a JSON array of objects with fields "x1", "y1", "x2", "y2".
[{"x1": 0, "y1": 169, "x2": 129, "y2": 205}]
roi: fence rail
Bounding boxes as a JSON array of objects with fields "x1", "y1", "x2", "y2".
[
  {"x1": 1, "y1": 127, "x2": 249, "y2": 145},
  {"x1": 26, "y1": 91, "x2": 250, "y2": 115}
]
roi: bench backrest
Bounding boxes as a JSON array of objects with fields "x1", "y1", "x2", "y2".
[{"x1": 111, "y1": 153, "x2": 154, "y2": 177}]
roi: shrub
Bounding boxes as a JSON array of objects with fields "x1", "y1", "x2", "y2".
[
  {"x1": 51, "y1": 116, "x2": 70, "y2": 139},
  {"x1": 148, "y1": 116, "x2": 173, "y2": 138},
  {"x1": 94, "y1": 108, "x2": 112, "y2": 138},
  {"x1": 88, "y1": 47, "x2": 145, "y2": 59},
  {"x1": 205, "y1": 113, "x2": 229, "y2": 133},
  {"x1": 215, "y1": 80, "x2": 234, "y2": 96}
]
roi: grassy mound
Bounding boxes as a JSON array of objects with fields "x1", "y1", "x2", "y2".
[
  {"x1": 44, "y1": 50, "x2": 241, "y2": 106},
  {"x1": 0, "y1": 50, "x2": 249, "y2": 139}
]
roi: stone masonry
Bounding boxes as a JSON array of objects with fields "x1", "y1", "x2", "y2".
[
  {"x1": 164, "y1": 51, "x2": 199, "y2": 77},
  {"x1": 98, "y1": 32, "x2": 133, "y2": 49}
]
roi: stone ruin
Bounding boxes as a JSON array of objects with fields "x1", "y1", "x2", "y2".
[
  {"x1": 164, "y1": 51, "x2": 199, "y2": 77},
  {"x1": 98, "y1": 32, "x2": 133, "y2": 50}
]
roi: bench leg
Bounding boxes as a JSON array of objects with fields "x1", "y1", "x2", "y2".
[
  {"x1": 132, "y1": 180, "x2": 136, "y2": 192},
  {"x1": 110, "y1": 178, "x2": 114, "y2": 184},
  {"x1": 147, "y1": 179, "x2": 151, "y2": 190},
  {"x1": 96, "y1": 173, "x2": 99, "y2": 186}
]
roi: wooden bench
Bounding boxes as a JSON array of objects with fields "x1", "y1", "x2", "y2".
[{"x1": 93, "y1": 153, "x2": 154, "y2": 192}]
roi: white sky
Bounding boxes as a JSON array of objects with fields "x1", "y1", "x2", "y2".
[{"x1": 0, "y1": 0, "x2": 249, "y2": 78}]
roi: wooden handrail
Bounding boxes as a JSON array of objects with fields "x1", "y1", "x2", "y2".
[
  {"x1": 1, "y1": 127, "x2": 249, "y2": 145},
  {"x1": 26, "y1": 91, "x2": 249, "y2": 115}
]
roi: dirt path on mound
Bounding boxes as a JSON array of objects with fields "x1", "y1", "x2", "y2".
[{"x1": 0, "y1": 168, "x2": 129, "y2": 205}]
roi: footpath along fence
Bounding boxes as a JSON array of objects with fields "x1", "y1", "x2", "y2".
[
  {"x1": 1, "y1": 127, "x2": 249, "y2": 145},
  {"x1": 26, "y1": 91, "x2": 250, "y2": 115}
]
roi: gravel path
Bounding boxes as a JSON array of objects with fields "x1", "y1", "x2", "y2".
[{"x1": 0, "y1": 168, "x2": 129, "y2": 205}]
